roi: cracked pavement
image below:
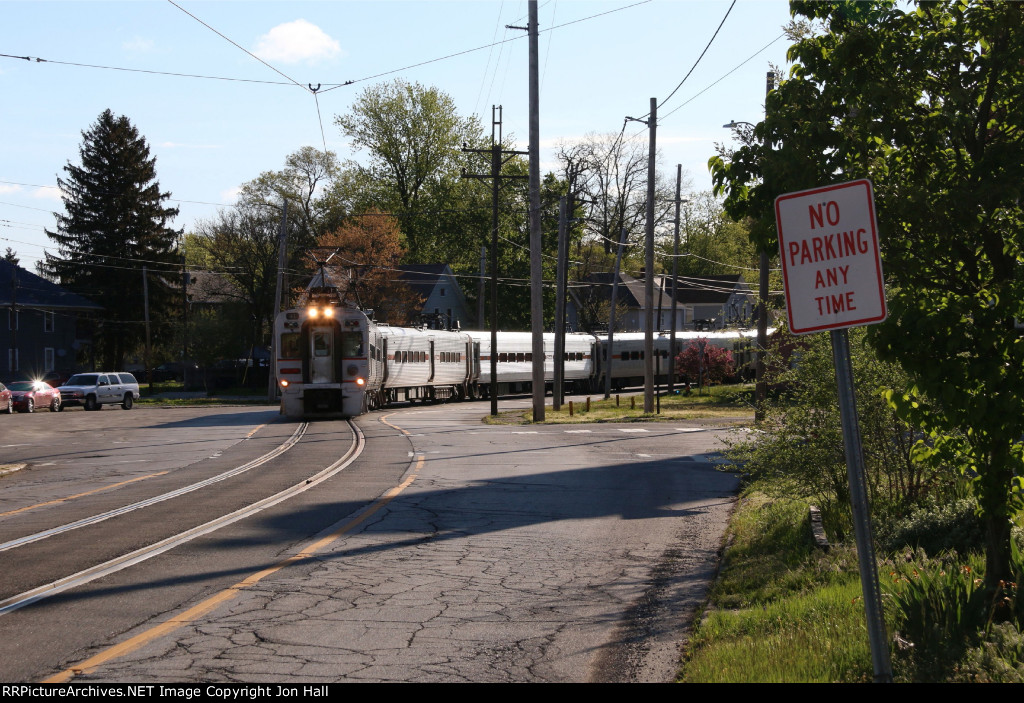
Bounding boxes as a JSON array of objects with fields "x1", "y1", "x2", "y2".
[{"x1": 75, "y1": 401, "x2": 741, "y2": 683}]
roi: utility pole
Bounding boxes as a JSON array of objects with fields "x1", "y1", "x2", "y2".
[
  {"x1": 478, "y1": 245, "x2": 486, "y2": 327},
  {"x1": 604, "y1": 227, "x2": 627, "y2": 400},
  {"x1": 461, "y1": 106, "x2": 528, "y2": 416},
  {"x1": 8, "y1": 268, "x2": 17, "y2": 375},
  {"x1": 143, "y1": 266, "x2": 152, "y2": 391},
  {"x1": 268, "y1": 201, "x2": 288, "y2": 402},
  {"x1": 553, "y1": 196, "x2": 568, "y2": 410},
  {"x1": 527, "y1": 0, "x2": 544, "y2": 421},
  {"x1": 181, "y1": 251, "x2": 189, "y2": 367},
  {"x1": 669, "y1": 164, "x2": 683, "y2": 394},
  {"x1": 625, "y1": 99, "x2": 658, "y2": 413},
  {"x1": 755, "y1": 71, "x2": 776, "y2": 423},
  {"x1": 506, "y1": 1, "x2": 544, "y2": 420},
  {"x1": 644, "y1": 98, "x2": 657, "y2": 413}
]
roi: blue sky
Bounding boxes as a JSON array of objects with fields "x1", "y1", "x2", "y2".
[{"x1": 1, "y1": 0, "x2": 794, "y2": 270}]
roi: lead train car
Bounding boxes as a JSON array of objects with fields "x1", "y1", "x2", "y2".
[
  {"x1": 276, "y1": 303, "x2": 476, "y2": 418},
  {"x1": 276, "y1": 303, "x2": 382, "y2": 417}
]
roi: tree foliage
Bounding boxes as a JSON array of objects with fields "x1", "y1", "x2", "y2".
[
  {"x1": 191, "y1": 207, "x2": 282, "y2": 352},
  {"x1": 42, "y1": 109, "x2": 181, "y2": 369},
  {"x1": 333, "y1": 79, "x2": 488, "y2": 265},
  {"x1": 674, "y1": 339, "x2": 734, "y2": 384},
  {"x1": 237, "y1": 146, "x2": 339, "y2": 247},
  {"x1": 313, "y1": 211, "x2": 423, "y2": 325},
  {"x1": 556, "y1": 132, "x2": 676, "y2": 258},
  {"x1": 669, "y1": 191, "x2": 758, "y2": 280},
  {"x1": 731, "y1": 327, "x2": 930, "y2": 540},
  {"x1": 709, "y1": 1, "x2": 1024, "y2": 585}
]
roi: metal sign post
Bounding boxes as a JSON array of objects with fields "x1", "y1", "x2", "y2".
[{"x1": 775, "y1": 179, "x2": 892, "y2": 683}]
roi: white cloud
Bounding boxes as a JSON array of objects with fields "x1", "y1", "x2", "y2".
[
  {"x1": 0, "y1": 184, "x2": 23, "y2": 195},
  {"x1": 253, "y1": 19, "x2": 343, "y2": 65},
  {"x1": 220, "y1": 186, "x2": 243, "y2": 203},
  {"x1": 32, "y1": 186, "x2": 61, "y2": 200},
  {"x1": 122, "y1": 36, "x2": 155, "y2": 52}
]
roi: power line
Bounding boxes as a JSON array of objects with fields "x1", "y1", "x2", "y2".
[
  {"x1": 0, "y1": 52, "x2": 304, "y2": 87},
  {"x1": 165, "y1": 0, "x2": 308, "y2": 91},
  {"x1": 322, "y1": 0, "x2": 653, "y2": 93},
  {"x1": 658, "y1": 0, "x2": 736, "y2": 110}
]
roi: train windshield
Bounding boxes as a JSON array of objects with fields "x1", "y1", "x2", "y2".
[
  {"x1": 280, "y1": 333, "x2": 300, "y2": 359},
  {"x1": 313, "y1": 331, "x2": 331, "y2": 357},
  {"x1": 341, "y1": 332, "x2": 361, "y2": 357}
]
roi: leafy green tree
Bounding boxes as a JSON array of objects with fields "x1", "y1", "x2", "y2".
[
  {"x1": 667, "y1": 191, "x2": 758, "y2": 280},
  {"x1": 42, "y1": 109, "x2": 181, "y2": 369},
  {"x1": 709, "y1": 1, "x2": 1024, "y2": 586},
  {"x1": 238, "y1": 146, "x2": 339, "y2": 247},
  {"x1": 3, "y1": 248, "x2": 19, "y2": 265},
  {"x1": 732, "y1": 327, "x2": 930, "y2": 540},
  {"x1": 192, "y1": 207, "x2": 284, "y2": 352},
  {"x1": 333, "y1": 79, "x2": 488, "y2": 265}
]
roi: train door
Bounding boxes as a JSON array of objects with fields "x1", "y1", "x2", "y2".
[
  {"x1": 428, "y1": 340, "x2": 436, "y2": 382},
  {"x1": 309, "y1": 325, "x2": 336, "y2": 383}
]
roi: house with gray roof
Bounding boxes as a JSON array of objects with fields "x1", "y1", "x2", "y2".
[
  {"x1": 396, "y1": 264, "x2": 471, "y2": 330},
  {"x1": 570, "y1": 271, "x2": 755, "y2": 332},
  {"x1": 0, "y1": 260, "x2": 102, "y2": 380}
]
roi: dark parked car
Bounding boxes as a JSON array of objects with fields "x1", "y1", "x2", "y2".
[{"x1": 6, "y1": 380, "x2": 61, "y2": 413}]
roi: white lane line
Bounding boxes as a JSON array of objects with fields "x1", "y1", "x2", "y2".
[
  {"x1": 0, "y1": 421, "x2": 364, "y2": 617},
  {"x1": 564, "y1": 430, "x2": 592, "y2": 434},
  {"x1": 0, "y1": 423, "x2": 308, "y2": 554},
  {"x1": 619, "y1": 428, "x2": 650, "y2": 433}
]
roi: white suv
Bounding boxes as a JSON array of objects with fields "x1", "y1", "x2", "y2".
[{"x1": 59, "y1": 372, "x2": 141, "y2": 410}]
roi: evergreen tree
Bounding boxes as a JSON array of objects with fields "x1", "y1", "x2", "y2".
[{"x1": 43, "y1": 110, "x2": 181, "y2": 369}]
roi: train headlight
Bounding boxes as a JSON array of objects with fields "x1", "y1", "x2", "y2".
[
  {"x1": 356, "y1": 377, "x2": 366, "y2": 387},
  {"x1": 280, "y1": 379, "x2": 289, "y2": 388},
  {"x1": 347, "y1": 364, "x2": 358, "y2": 376},
  {"x1": 307, "y1": 306, "x2": 319, "y2": 319},
  {"x1": 323, "y1": 307, "x2": 334, "y2": 318}
]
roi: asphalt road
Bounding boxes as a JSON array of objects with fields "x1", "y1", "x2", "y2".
[{"x1": 0, "y1": 400, "x2": 741, "y2": 683}]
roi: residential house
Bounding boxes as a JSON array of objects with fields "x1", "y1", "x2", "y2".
[
  {"x1": 396, "y1": 264, "x2": 471, "y2": 330},
  {"x1": 0, "y1": 259, "x2": 102, "y2": 380},
  {"x1": 570, "y1": 271, "x2": 755, "y2": 332}
]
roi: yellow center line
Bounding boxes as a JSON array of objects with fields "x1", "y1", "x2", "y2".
[
  {"x1": 44, "y1": 454, "x2": 426, "y2": 684},
  {"x1": 0, "y1": 472, "x2": 170, "y2": 518},
  {"x1": 379, "y1": 412, "x2": 410, "y2": 435},
  {"x1": 245, "y1": 423, "x2": 266, "y2": 439}
]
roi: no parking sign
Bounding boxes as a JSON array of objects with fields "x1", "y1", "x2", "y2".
[{"x1": 774, "y1": 179, "x2": 887, "y2": 334}]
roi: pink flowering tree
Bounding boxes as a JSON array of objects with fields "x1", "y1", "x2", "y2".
[{"x1": 675, "y1": 339, "x2": 734, "y2": 385}]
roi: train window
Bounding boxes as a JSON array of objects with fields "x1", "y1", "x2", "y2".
[
  {"x1": 341, "y1": 332, "x2": 360, "y2": 357},
  {"x1": 525, "y1": 353, "x2": 532, "y2": 362},
  {"x1": 313, "y1": 331, "x2": 331, "y2": 357},
  {"x1": 280, "y1": 333, "x2": 300, "y2": 359},
  {"x1": 499, "y1": 353, "x2": 508, "y2": 362}
]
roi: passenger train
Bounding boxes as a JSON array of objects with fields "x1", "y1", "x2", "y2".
[{"x1": 274, "y1": 291, "x2": 768, "y2": 419}]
